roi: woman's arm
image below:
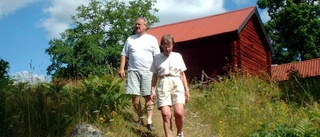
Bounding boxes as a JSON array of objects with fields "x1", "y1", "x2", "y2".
[{"x1": 180, "y1": 72, "x2": 190, "y2": 103}]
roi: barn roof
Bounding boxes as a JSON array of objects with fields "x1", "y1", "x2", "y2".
[
  {"x1": 148, "y1": 6, "x2": 270, "y2": 49},
  {"x1": 271, "y1": 58, "x2": 320, "y2": 81}
]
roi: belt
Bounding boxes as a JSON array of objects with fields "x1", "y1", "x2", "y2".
[{"x1": 159, "y1": 74, "x2": 180, "y2": 78}]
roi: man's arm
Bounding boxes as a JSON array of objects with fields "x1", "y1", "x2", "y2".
[
  {"x1": 118, "y1": 55, "x2": 127, "y2": 79},
  {"x1": 150, "y1": 73, "x2": 158, "y2": 101}
]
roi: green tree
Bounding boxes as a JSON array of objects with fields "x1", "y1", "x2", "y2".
[
  {"x1": 46, "y1": 0, "x2": 159, "y2": 79},
  {"x1": 0, "y1": 58, "x2": 11, "y2": 136},
  {"x1": 257, "y1": 0, "x2": 320, "y2": 64},
  {"x1": 0, "y1": 58, "x2": 9, "y2": 82}
]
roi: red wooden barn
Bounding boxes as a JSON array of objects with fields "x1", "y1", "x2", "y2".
[{"x1": 148, "y1": 6, "x2": 273, "y2": 81}]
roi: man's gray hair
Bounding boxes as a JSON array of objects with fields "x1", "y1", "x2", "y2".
[{"x1": 137, "y1": 17, "x2": 148, "y2": 28}]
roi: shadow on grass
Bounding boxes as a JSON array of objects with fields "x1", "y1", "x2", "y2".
[
  {"x1": 120, "y1": 108, "x2": 159, "y2": 137},
  {"x1": 131, "y1": 126, "x2": 158, "y2": 137}
]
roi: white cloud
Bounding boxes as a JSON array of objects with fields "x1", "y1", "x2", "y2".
[
  {"x1": 40, "y1": 17, "x2": 72, "y2": 38},
  {"x1": 12, "y1": 71, "x2": 51, "y2": 84},
  {"x1": 153, "y1": 0, "x2": 226, "y2": 26},
  {"x1": 0, "y1": 0, "x2": 39, "y2": 19},
  {"x1": 39, "y1": 0, "x2": 90, "y2": 39}
]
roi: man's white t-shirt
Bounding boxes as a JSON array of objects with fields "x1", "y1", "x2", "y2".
[
  {"x1": 121, "y1": 33, "x2": 160, "y2": 71},
  {"x1": 150, "y1": 52, "x2": 187, "y2": 76}
]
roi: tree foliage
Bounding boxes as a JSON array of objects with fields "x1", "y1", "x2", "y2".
[
  {"x1": 0, "y1": 58, "x2": 9, "y2": 81},
  {"x1": 257, "y1": 0, "x2": 320, "y2": 64},
  {"x1": 0, "y1": 58, "x2": 11, "y2": 136},
  {"x1": 46, "y1": 0, "x2": 159, "y2": 79}
]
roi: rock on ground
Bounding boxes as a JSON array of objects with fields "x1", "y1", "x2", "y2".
[{"x1": 70, "y1": 124, "x2": 106, "y2": 137}]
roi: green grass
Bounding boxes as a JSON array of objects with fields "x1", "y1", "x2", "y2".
[
  {"x1": 0, "y1": 73, "x2": 319, "y2": 136},
  {"x1": 189, "y1": 74, "x2": 320, "y2": 136}
]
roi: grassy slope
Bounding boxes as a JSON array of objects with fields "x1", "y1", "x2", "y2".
[
  {"x1": 102, "y1": 74, "x2": 320, "y2": 137},
  {"x1": 3, "y1": 74, "x2": 318, "y2": 136},
  {"x1": 103, "y1": 97, "x2": 212, "y2": 137}
]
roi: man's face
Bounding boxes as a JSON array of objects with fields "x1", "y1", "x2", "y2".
[{"x1": 135, "y1": 18, "x2": 147, "y2": 35}]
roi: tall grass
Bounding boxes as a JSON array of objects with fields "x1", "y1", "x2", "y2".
[
  {"x1": 280, "y1": 76, "x2": 320, "y2": 105},
  {"x1": 189, "y1": 73, "x2": 320, "y2": 136},
  {"x1": 0, "y1": 74, "x2": 128, "y2": 137},
  {"x1": 0, "y1": 72, "x2": 319, "y2": 136}
]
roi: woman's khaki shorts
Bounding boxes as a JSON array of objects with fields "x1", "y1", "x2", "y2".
[{"x1": 156, "y1": 76, "x2": 185, "y2": 109}]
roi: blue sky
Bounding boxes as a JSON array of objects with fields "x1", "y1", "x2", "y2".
[{"x1": 0, "y1": 0, "x2": 269, "y2": 81}]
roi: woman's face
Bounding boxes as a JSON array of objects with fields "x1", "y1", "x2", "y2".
[{"x1": 161, "y1": 42, "x2": 173, "y2": 56}]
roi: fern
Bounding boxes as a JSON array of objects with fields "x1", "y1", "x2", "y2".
[
  {"x1": 292, "y1": 119, "x2": 313, "y2": 137},
  {"x1": 250, "y1": 119, "x2": 318, "y2": 137}
]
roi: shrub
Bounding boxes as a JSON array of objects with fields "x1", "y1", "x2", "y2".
[{"x1": 0, "y1": 74, "x2": 128, "y2": 136}]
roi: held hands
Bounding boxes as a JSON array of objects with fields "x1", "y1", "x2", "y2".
[
  {"x1": 150, "y1": 87, "x2": 156, "y2": 102},
  {"x1": 150, "y1": 92, "x2": 156, "y2": 102}
]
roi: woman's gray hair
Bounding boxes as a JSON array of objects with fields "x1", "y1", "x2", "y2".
[{"x1": 160, "y1": 34, "x2": 175, "y2": 46}]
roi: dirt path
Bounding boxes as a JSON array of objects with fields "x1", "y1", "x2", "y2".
[{"x1": 134, "y1": 104, "x2": 213, "y2": 137}]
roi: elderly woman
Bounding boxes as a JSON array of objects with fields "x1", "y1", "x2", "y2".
[{"x1": 150, "y1": 34, "x2": 190, "y2": 137}]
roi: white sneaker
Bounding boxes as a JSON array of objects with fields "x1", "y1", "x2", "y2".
[{"x1": 177, "y1": 132, "x2": 184, "y2": 137}]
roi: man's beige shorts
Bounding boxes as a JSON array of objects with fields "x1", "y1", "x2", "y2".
[{"x1": 156, "y1": 76, "x2": 185, "y2": 109}]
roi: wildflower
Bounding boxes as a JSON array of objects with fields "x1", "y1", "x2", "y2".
[{"x1": 99, "y1": 117, "x2": 105, "y2": 123}]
